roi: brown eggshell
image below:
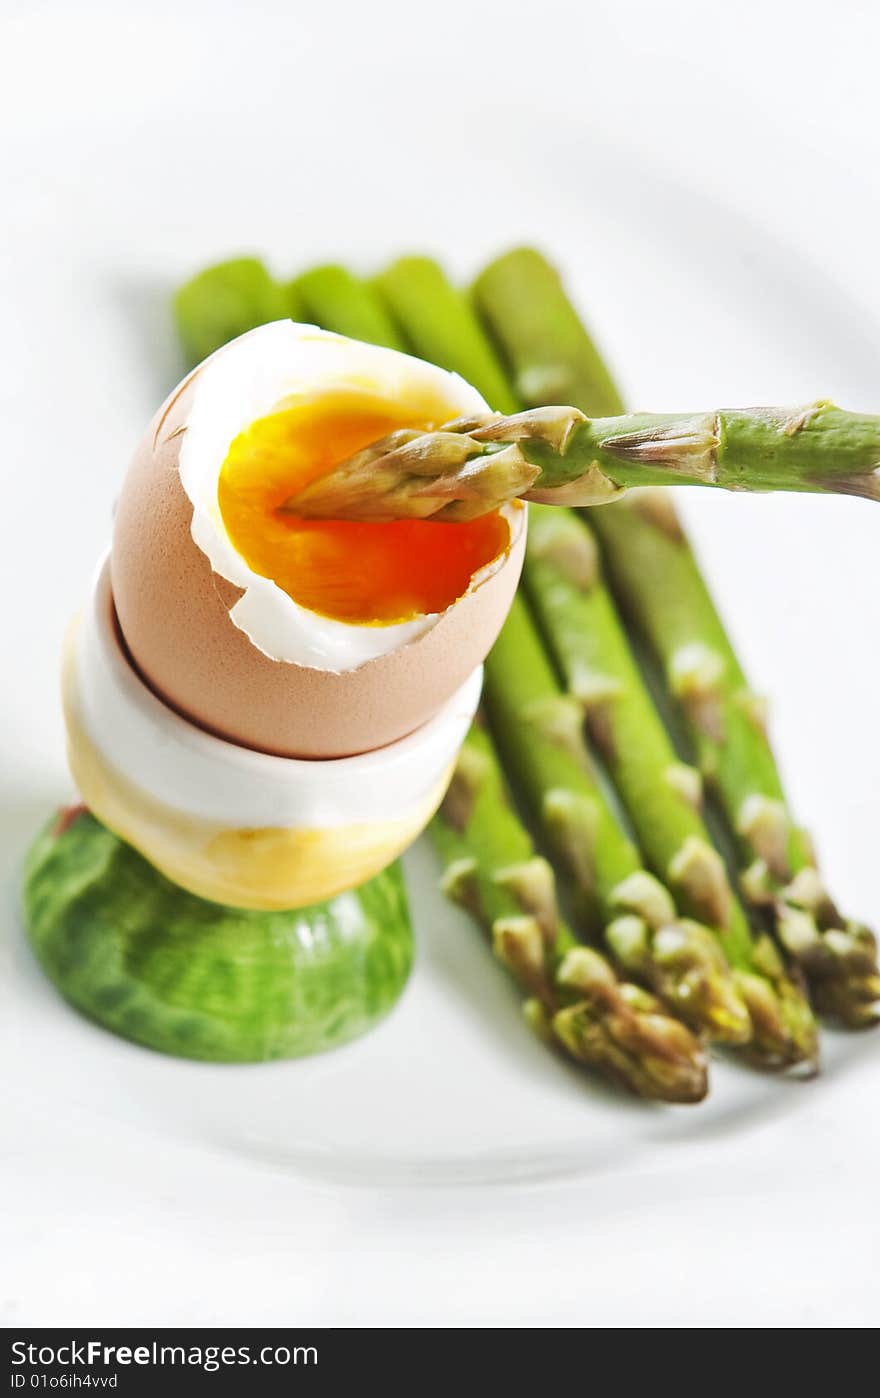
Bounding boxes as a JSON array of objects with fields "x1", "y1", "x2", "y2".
[{"x1": 111, "y1": 368, "x2": 525, "y2": 758}]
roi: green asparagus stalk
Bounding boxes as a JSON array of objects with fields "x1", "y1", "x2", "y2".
[
  {"x1": 173, "y1": 257, "x2": 295, "y2": 367},
  {"x1": 474, "y1": 246, "x2": 879, "y2": 1028},
  {"x1": 373, "y1": 258, "x2": 517, "y2": 412},
  {"x1": 293, "y1": 265, "x2": 405, "y2": 350},
  {"x1": 374, "y1": 254, "x2": 818, "y2": 1069},
  {"x1": 431, "y1": 724, "x2": 709, "y2": 1101},
  {"x1": 306, "y1": 263, "x2": 751, "y2": 1044},
  {"x1": 486, "y1": 593, "x2": 817, "y2": 1068},
  {"x1": 473, "y1": 249, "x2": 622, "y2": 416},
  {"x1": 282, "y1": 397, "x2": 880, "y2": 520},
  {"x1": 520, "y1": 509, "x2": 817, "y2": 1065},
  {"x1": 589, "y1": 493, "x2": 880, "y2": 1027}
]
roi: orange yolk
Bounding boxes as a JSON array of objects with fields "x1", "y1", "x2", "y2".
[{"x1": 217, "y1": 395, "x2": 510, "y2": 625}]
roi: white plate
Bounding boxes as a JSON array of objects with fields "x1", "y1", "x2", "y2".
[{"x1": 2, "y1": 1, "x2": 879, "y2": 1322}]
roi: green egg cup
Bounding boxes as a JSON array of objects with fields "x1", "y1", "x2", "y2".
[{"x1": 22, "y1": 808, "x2": 414, "y2": 1063}]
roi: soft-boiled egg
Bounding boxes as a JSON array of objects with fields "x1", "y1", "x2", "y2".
[
  {"x1": 111, "y1": 322, "x2": 526, "y2": 758},
  {"x1": 63, "y1": 560, "x2": 483, "y2": 908}
]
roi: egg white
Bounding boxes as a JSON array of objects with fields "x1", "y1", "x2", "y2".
[{"x1": 177, "y1": 320, "x2": 518, "y2": 673}]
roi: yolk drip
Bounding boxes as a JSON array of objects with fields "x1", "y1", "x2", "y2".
[{"x1": 217, "y1": 395, "x2": 510, "y2": 625}]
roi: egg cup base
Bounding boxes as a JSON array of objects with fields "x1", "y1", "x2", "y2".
[{"x1": 21, "y1": 806, "x2": 414, "y2": 1063}]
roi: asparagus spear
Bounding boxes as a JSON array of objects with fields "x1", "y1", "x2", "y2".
[
  {"x1": 474, "y1": 247, "x2": 879, "y2": 1028},
  {"x1": 285, "y1": 257, "x2": 879, "y2": 518},
  {"x1": 283, "y1": 397, "x2": 880, "y2": 521},
  {"x1": 431, "y1": 724, "x2": 709, "y2": 1102},
  {"x1": 293, "y1": 265, "x2": 405, "y2": 350},
  {"x1": 373, "y1": 255, "x2": 818, "y2": 1069},
  {"x1": 306, "y1": 263, "x2": 750, "y2": 1044},
  {"x1": 487, "y1": 593, "x2": 819, "y2": 1068},
  {"x1": 173, "y1": 257, "x2": 294, "y2": 367},
  {"x1": 522, "y1": 510, "x2": 819, "y2": 1064},
  {"x1": 374, "y1": 257, "x2": 517, "y2": 412},
  {"x1": 589, "y1": 494, "x2": 880, "y2": 1027}
]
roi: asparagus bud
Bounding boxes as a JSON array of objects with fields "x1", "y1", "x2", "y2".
[{"x1": 280, "y1": 402, "x2": 880, "y2": 522}]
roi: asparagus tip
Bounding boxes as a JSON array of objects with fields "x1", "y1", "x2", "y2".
[
  {"x1": 811, "y1": 974, "x2": 880, "y2": 1029},
  {"x1": 667, "y1": 836, "x2": 732, "y2": 933},
  {"x1": 773, "y1": 873, "x2": 880, "y2": 1029},
  {"x1": 733, "y1": 967, "x2": 820, "y2": 1073},
  {"x1": 606, "y1": 909, "x2": 752, "y2": 1046},
  {"x1": 552, "y1": 997, "x2": 709, "y2": 1104}
]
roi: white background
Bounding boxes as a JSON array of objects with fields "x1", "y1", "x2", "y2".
[{"x1": 2, "y1": 0, "x2": 879, "y2": 1327}]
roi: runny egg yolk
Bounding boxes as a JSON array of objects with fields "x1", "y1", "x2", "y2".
[{"x1": 217, "y1": 394, "x2": 510, "y2": 625}]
